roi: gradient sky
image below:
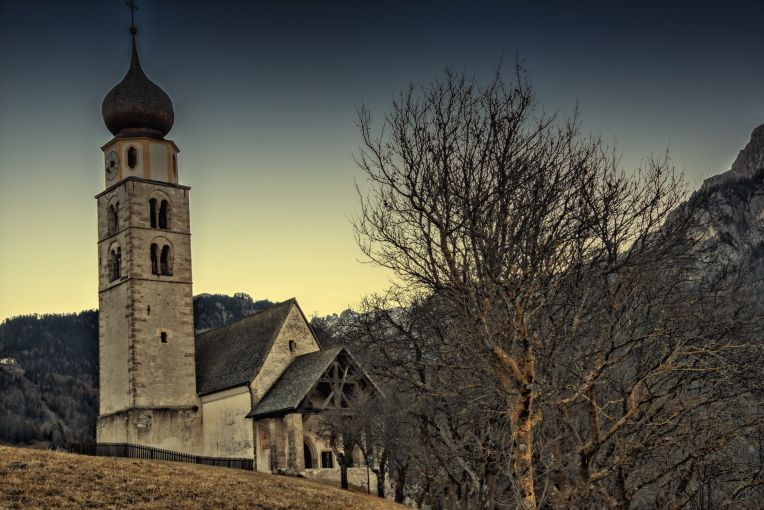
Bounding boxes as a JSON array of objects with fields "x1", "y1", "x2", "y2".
[{"x1": 2, "y1": 1, "x2": 764, "y2": 321}]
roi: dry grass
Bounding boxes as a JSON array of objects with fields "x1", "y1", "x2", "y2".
[{"x1": 0, "y1": 446, "x2": 404, "y2": 509}]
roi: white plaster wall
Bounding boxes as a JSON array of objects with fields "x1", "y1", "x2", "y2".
[
  {"x1": 149, "y1": 143, "x2": 168, "y2": 181},
  {"x1": 101, "y1": 138, "x2": 178, "y2": 184},
  {"x1": 201, "y1": 388, "x2": 254, "y2": 458}
]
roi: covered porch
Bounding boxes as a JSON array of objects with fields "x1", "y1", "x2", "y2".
[{"x1": 246, "y1": 346, "x2": 376, "y2": 476}]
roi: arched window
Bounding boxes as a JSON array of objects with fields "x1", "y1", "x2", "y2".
[
  {"x1": 150, "y1": 243, "x2": 159, "y2": 275},
  {"x1": 108, "y1": 203, "x2": 118, "y2": 236},
  {"x1": 159, "y1": 200, "x2": 170, "y2": 229},
  {"x1": 109, "y1": 246, "x2": 121, "y2": 282},
  {"x1": 149, "y1": 198, "x2": 170, "y2": 229},
  {"x1": 160, "y1": 245, "x2": 173, "y2": 275},
  {"x1": 172, "y1": 154, "x2": 178, "y2": 179},
  {"x1": 127, "y1": 146, "x2": 138, "y2": 169},
  {"x1": 149, "y1": 199, "x2": 157, "y2": 228}
]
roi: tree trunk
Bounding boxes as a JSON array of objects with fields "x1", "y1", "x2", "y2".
[
  {"x1": 395, "y1": 465, "x2": 406, "y2": 503},
  {"x1": 375, "y1": 455, "x2": 387, "y2": 498},
  {"x1": 511, "y1": 387, "x2": 537, "y2": 509},
  {"x1": 340, "y1": 464, "x2": 349, "y2": 490},
  {"x1": 485, "y1": 470, "x2": 497, "y2": 510},
  {"x1": 577, "y1": 452, "x2": 592, "y2": 508}
]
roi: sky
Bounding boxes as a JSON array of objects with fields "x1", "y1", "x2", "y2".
[{"x1": 1, "y1": 0, "x2": 764, "y2": 321}]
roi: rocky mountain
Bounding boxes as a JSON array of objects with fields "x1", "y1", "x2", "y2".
[{"x1": 688, "y1": 125, "x2": 764, "y2": 297}]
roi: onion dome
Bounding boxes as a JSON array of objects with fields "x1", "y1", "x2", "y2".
[{"x1": 102, "y1": 31, "x2": 174, "y2": 139}]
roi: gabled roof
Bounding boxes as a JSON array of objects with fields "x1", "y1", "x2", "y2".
[
  {"x1": 246, "y1": 346, "x2": 344, "y2": 419},
  {"x1": 195, "y1": 298, "x2": 296, "y2": 396}
]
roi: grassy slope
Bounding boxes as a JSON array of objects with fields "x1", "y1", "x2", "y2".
[{"x1": 0, "y1": 446, "x2": 403, "y2": 509}]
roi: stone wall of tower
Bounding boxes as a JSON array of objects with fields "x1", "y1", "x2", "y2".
[
  {"x1": 96, "y1": 176, "x2": 191, "y2": 237},
  {"x1": 97, "y1": 155, "x2": 201, "y2": 452},
  {"x1": 98, "y1": 280, "x2": 130, "y2": 415},
  {"x1": 97, "y1": 182, "x2": 132, "y2": 416}
]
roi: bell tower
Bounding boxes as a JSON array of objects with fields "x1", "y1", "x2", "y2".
[{"x1": 95, "y1": 10, "x2": 201, "y2": 452}]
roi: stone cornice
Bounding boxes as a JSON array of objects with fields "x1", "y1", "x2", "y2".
[{"x1": 95, "y1": 176, "x2": 190, "y2": 199}]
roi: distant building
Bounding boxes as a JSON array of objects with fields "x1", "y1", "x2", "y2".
[
  {"x1": 95, "y1": 20, "x2": 377, "y2": 481},
  {"x1": 0, "y1": 357, "x2": 24, "y2": 376}
]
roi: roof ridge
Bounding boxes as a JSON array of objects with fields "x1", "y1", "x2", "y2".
[
  {"x1": 196, "y1": 298, "x2": 294, "y2": 339},
  {"x1": 293, "y1": 344, "x2": 343, "y2": 361}
]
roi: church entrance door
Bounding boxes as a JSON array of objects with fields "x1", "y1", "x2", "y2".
[{"x1": 303, "y1": 441, "x2": 315, "y2": 469}]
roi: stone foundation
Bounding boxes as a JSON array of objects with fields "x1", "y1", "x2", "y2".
[
  {"x1": 303, "y1": 467, "x2": 390, "y2": 494},
  {"x1": 97, "y1": 406, "x2": 203, "y2": 455}
]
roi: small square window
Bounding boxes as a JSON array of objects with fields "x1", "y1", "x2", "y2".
[
  {"x1": 160, "y1": 332, "x2": 168, "y2": 343},
  {"x1": 321, "y1": 451, "x2": 334, "y2": 469}
]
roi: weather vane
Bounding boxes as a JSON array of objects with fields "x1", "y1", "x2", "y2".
[{"x1": 126, "y1": 0, "x2": 139, "y2": 35}]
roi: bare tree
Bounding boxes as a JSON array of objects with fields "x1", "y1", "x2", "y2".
[
  {"x1": 352, "y1": 66, "x2": 763, "y2": 509},
  {"x1": 354, "y1": 392, "x2": 402, "y2": 498},
  {"x1": 317, "y1": 402, "x2": 362, "y2": 490}
]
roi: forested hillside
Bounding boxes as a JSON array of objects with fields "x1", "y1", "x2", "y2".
[
  {"x1": 0, "y1": 311, "x2": 98, "y2": 445},
  {"x1": 193, "y1": 293, "x2": 274, "y2": 332},
  {"x1": 0, "y1": 293, "x2": 273, "y2": 447}
]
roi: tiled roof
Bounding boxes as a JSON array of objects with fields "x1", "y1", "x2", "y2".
[
  {"x1": 246, "y1": 346, "x2": 344, "y2": 419},
  {"x1": 194, "y1": 299, "x2": 295, "y2": 396}
]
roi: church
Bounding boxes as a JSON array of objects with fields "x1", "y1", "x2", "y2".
[{"x1": 94, "y1": 20, "x2": 377, "y2": 478}]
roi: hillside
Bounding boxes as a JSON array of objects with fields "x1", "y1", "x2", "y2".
[
  {"x1": 0, "y1": 446, "x2": 401, "y2": 510},
  {"x1": 0, "y1": 311, "x2": 98, "y2": 445}
]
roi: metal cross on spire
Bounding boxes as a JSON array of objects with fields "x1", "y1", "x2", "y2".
[{"x1": 126, "y1": 0, "x2": 139, "y2": 35}]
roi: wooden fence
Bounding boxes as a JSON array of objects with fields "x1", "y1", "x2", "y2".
[{"x1": 65, "y1": 442, "x2": 253, "y2": 471}]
